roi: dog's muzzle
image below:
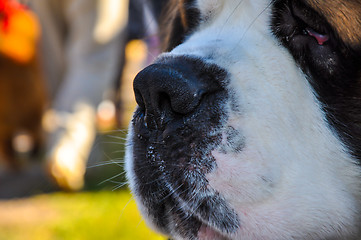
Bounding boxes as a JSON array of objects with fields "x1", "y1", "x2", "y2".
[{"x1": 129, "y1": 56, "x2": 240, "y2": 238}]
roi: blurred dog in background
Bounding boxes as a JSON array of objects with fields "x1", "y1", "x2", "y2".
[{"x1": 0, "y1": 1, "x2": 47, "y2": 170}]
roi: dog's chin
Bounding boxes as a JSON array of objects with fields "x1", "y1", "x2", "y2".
[
  {"x1": 131, "y1": 146, "x2": 241, "y2": 239},
  {"x1": 198, "y1": 225, "x2": 231, "y2": 240},
  {"x1": 137, "y1": 181, "x2": 238, "y2": 240}
]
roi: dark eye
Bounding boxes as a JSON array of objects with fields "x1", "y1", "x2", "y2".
[
  {"x1": 305, "y1": 28, "x2": 329, "y2": 45},
  {"x1": 271, "y1": 0, "x2": 360, "y2": 93},
  {"x1": 289, "y1": 0, "x2": 331, "y2": 46},
  {"x1": 271, "y1": 0, "x2": 342, "y2": 80}
]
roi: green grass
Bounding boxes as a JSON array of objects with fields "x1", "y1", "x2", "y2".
[
  {"x1": 0, "y1": 130, "x2": 166, "y2": 239},
  {"x1": 0, "y1": 191, "x2": 167, "y2": 240}
]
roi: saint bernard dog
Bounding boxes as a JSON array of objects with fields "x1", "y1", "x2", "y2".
[{"x1": 125, "y1": 0, "x2": 361, "y2": 239}]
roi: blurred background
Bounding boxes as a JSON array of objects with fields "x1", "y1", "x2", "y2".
[{"x1": 0, "y1": 0, "x2": 167, "y2": 239}]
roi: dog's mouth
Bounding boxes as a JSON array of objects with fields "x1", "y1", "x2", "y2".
[
  {"x1": 150, "y1": 172, "x2": 240, "y2": 239},
  {"x1": 131, "y1": 106, "x2": 241, "y2": 239},
  {"x1": 198, "y1": 224, "x2": 232, "y2": 240},
  {"x1": 139, "y1": 163, "x2": 240, "y2": 240}
]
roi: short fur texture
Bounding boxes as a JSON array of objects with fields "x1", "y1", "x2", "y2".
[{"x1": 126, "y1": 0, "x2": 361, "y2": 239}]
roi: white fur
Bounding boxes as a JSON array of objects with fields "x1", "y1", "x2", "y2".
[
  {"x1": 127, "y1": 0, "x2": 361, "y2": 239},
  {"x1": 197, "y1": 0, "x2": 224, "y2": 20}
]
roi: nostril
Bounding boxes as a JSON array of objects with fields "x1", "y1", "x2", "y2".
[
  {"x1": 157, "y1": 92, "x2": 172, "y2": 113},
  {"x1": 133, "y1": 63, "x2": 206, "y2": 117},
  {"x1": 134, "y1": 88, "x2": 145, "y2": 110},
  {"x1": 133, "y1": 57, "x2": 227, "y2": 127}
]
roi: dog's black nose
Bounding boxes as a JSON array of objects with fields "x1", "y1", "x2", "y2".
[
  {"x1": 134, "y1": 58, "x2": 217, "y2": 117},
  {"x1": 133, "y1": 57, "x2": 227, "y2": 128}
]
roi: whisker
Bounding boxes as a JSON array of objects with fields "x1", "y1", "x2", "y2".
[
  {"x1": 112, "y1": 182, "x2": 128, "y2": 191},
  {"x1": 100, "y1": 141, "x2": 126, "y2": 146},
  {"x1": 217, "y1": 0, "x2": 245, "y2": 38},
  {"x1": 105, "y1": 134, "x2": 128, "y2": 141},
  {"x1": 98, "y1": 171, "x2": 127, "y2": 186},
  {"x1": 159, "y1": 182, "x2": 185, "y2": 203},
  {"x1": 101, "y1": 151, "x2": 125, "y2": 167},
  {"x1": 233, "y1": 2, "x2": 273, "y2": 50},
  {"x1": 107, "y1": 180, "x2": 126, "y2": 184},
  {"x1": 87, "y1": 160, "x2": 124, "y2": 168},
  {"x1": 110, "y1": 149, "x2": 126, "y2": 154},
  {"x1": 101, "y1": 129, "x2": 128, "y2": 135}
]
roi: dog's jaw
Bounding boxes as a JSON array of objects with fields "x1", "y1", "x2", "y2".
[{"x1": 126, "y1": 0, "x2": 361, "y2": 239}]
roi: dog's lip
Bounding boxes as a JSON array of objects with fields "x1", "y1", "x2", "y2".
[
  {"x1": 160, "y1": 186, "x2": 240, "y2": 239},
  {"x1": 198, "y1": 224, "x2": 230, "y2": 240}
]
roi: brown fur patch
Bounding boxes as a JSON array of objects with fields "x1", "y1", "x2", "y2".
[
  {"x1": 160, "y1": 0, "x2": 200, "y2": 51},
  {"x1": 179, "y1": 0, "x2": 189, "y2": 29},
  {"x1": 305, "y1": 0, "x2": 361, "y2": 47}
]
